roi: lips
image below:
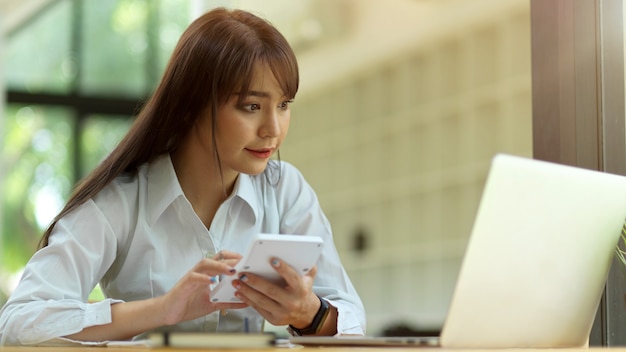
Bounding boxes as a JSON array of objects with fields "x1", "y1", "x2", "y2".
[{"x1": 245, "y1": 147, "x2": 274, "y2": 159}]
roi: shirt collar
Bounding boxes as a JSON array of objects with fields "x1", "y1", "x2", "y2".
[
  {"x1": 146, "y1": 154, "x2": 184, "y2": 226},
  {"x1": 232, "y1": 171, "x2": 260, "y2": 223},
  {"x1": 146, "y1": 154, "x2": 261, "y2": 226}
]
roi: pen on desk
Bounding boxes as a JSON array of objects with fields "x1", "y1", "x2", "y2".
[{"x1": 244, "y1": 317, "x2": 249, "y2": 333}]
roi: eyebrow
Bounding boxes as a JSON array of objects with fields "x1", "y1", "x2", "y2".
[
  {"x1": 233, "y1": 90, "x2": 270, "y2": 98},
  {"x1": 247, "y1": 90, "x2": 270, "y2": 98},
  {"x1": 233, "y1": 90, "x2": 290, "y2": 101}
]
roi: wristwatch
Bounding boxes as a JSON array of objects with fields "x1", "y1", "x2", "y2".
[{"x1": 288, "y1": 295, "x2": 330, "y2": 336}]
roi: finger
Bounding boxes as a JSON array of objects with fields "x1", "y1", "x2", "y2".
[
  {"x1": 240, "y1": 296, "x2": 275, "y2": 321},
  {"x1": 234, "y1": 276, "x2": 282, "y2": 312},
  {"x1": 235, "y1": 271, "x2": 288, "y2": 302},
  {"x1": 304, "y1": 265, "x2": 317, "y2": 281},
  {"x1": 213, "y1": 302, "x2": 249, "y2": 310},
  {"x1": 194, "y1": 258, "x2": 236, "y2": 276},
  {"x1": 213, "y1": 251, "x2": 223, "y2": 261},
  {"x1": 220, "y1": 258, "x2": 240, "y2": 268},
  {"x1": 234, "y1": 279, "x2": 300, "y2": 326},
  {"x1": 233, "y1": 273, "x2": 317, "y2": 326},
  {"x1": 233, "y1": 289, "x2": 276, "y2": 322},
  {"x1": 186, "y1": 271, "x2": 217, "y2": 286},
  {"x1": 212, "y1": 250, "x2": 243, "y2": 261},
  {"x1": 269, "y1": 257, "x2": 311, "y2": 293}
]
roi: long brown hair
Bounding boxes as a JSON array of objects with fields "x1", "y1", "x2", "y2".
[{"x1": 38, "y1": 7, "x2": 299, "y2": 248}]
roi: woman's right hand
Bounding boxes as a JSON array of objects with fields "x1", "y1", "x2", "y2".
[
  {"x1": 159, "y1": 251, "x2": 247, "y2": 325},
  {"x1": 65, "y1": 251, "x2": 247, "y2": 342}
]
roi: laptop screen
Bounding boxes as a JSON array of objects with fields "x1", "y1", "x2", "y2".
[{"x1": 440, "y1": 154, "x2": 626, "y2": 348}]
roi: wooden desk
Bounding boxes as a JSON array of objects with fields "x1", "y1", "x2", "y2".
[
  {"x1": 0, "y1": 348, "x2": 435, "y2": 352},
  {"x1": 0, "y1": 348, "x2": 620, "y2": 352}
]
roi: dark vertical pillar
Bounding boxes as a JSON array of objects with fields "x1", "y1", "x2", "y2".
[{"x1": 530, "y1": 0, "x2": 625, "y2": 345}]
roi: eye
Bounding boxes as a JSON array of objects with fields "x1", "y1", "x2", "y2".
[
  {"x1": 240, "y1": 103, "x2": 261, "y2": 112},
  {"x1": 279, "y1": 100, "x2": 293, "y2": 110}
]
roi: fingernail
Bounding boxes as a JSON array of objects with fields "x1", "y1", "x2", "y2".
[
  {"x1": 229, "y1": 268, "x2": 236, "y2": 274},
  {"x1": 271, "y1": 258, "x2": 280, "y2": 267},
  {"x1": 210, "y1": 276, "x2": 218, "y2": 283},
  {"x1": 240, "y1": 274, "x2": 248, "y2": 282}
]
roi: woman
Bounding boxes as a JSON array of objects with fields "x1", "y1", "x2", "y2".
[{"x1": 0, "y1": 7, "x2": 365, "y2": 345}]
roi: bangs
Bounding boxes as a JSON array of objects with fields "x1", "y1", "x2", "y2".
[
  {"x1": 221, "y1": 10, "x2": 299, "y2": 103},
  {"x1": 229, "y1": 48, "x2": 299, "y2": 104},
  {"x1": 169, "y1": 8, "x2": 300, "y2": 108},
  {"x1": 266, "y1": 50, "x2": 299, "y2": 100}
]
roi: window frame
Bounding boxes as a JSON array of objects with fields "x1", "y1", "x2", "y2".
[{"x1": 530, "y1": 0, "x2": 626, "y2": 345}]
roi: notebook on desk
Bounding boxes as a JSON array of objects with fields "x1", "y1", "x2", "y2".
[{"x1": 291, "y1": 153, "x2": 626, "y2": 348}]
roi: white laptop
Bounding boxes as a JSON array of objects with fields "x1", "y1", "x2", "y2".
[{"x1": 291, "y1": 153, "x2": 626, "y2": 348}]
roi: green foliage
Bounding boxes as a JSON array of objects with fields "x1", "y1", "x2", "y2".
[
  {"x1": 1, "y1": 106, "x2": 73, "y2": 272},
  {"x1": 1, "y1": 0, "x2": 190, "y2": 277}
]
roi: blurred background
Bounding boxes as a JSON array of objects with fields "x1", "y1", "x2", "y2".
[{"x1": 0, "y1": 0, "x2": 531, "y2": 336}]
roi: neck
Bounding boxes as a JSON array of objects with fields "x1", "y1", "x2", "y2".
[{"x1": 170, "y1": 144, "x2": 237, "y2": 228}]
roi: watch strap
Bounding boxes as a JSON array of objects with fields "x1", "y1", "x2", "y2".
[{"x1": 288, "y1": 295, "x2": 330, "y2": 336}]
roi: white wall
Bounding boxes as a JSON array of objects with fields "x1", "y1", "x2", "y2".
[{"x1": 283, "y1": 1, "x2": 532, "y2": 335}]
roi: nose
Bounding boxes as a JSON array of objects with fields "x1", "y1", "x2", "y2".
[{"x1": 259, "y1": 110, "x2": 281, "y2": 138}]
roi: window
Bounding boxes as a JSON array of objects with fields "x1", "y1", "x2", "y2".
[{"x1": 1, "y1": 0, "x2": 190, "y2": 286}]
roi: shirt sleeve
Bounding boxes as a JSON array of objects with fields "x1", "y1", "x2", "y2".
[
  {"x1": 276, "y1": 162, "x2": 367, "y2": 336},
  {"x1": 0, "y1": 200, "x2": 121, "y2": 345}
]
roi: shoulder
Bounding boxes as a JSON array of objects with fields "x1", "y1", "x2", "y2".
[
  {"x1": 260, "y1": 161, "x2": 331, "y2": 234},
  {"x1": 278, "y1": 160, "x2": 305, "y2": 180},
  {"x1": 265, "y1": 160, "x2": 310, "y2": 190},
  {"x1": 93, "y1": 156, "x2": 165, "y2": 208},
  {"x1": 89, "y1": 163, "x2": 149, "y2": 235},
  {"x1": 50, "y1": 171, "x2": 142, "y2": 249},
  {"x1": 93, "y1": 168, "x2": 143, "y2": 211},
  {"x1": 91, "y1": 154, "x2": 181, "y2": 228},
  {"x1": 266, "y1": 160, "x2": 319, "y2": 203}
]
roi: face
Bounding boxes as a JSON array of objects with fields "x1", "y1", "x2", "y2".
[{"x1": 197, "y1": 63, "x2": 292, "y2": 179}]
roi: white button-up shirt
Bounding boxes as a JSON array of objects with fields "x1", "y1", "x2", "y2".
[{"x1": 0, "y1": 154, "x2": 366, "y2": 345}]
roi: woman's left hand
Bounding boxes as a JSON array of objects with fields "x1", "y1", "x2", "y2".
[{"x1": 231, "y1": 258, "x2": 321, "y2": 328}]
